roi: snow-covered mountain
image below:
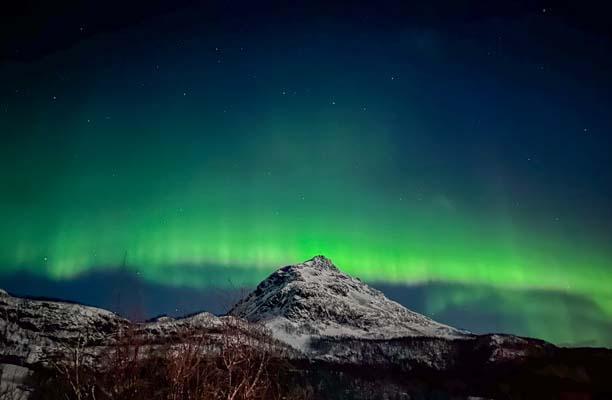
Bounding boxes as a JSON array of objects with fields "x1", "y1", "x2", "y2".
[
  {"x1": 230, "y1": 255, "x2": 469, "y2": 352},
  {"x1": 0, "y1": 288, "x2": 129, "y2": 364},
  {"x1": 2, "y1": 257, "x2": 612, "y2": 399},
  {"x1": 0, "y1": 289, "x2": 127, "y2": 398}
]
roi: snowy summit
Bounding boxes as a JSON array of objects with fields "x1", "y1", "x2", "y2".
[{"x1": 230, "y1": 255, "x2": 468, "y2": 351}]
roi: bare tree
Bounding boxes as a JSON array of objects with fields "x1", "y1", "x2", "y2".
[
  {"x1": 43, "y1": 318, "x2": 312, "y2": 400},
  {"x1": 49, "y1": 334, "x2": 97, "y2": 400}
]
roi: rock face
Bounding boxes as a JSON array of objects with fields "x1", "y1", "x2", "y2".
[
  {"x1": 0, "y1": 291, "x2": 126, "y2": 398},
  {"x1": 0, "y1": 290, "x2": 128, "y2": 364},
  {"x1": 230, "y1": 256, "x2": 468, "y2": 352}
]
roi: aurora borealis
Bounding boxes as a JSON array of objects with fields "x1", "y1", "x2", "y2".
[{"x1": 1, "y1": 1, "x2": 612, "y2": 346}]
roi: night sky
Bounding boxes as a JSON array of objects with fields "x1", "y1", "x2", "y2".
[{"x1": 1, "y1": 1, "x2": 611, "y2": 347}]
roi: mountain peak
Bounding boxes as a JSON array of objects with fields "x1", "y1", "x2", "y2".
[
  {"x1": 302, "y1": 255, "x2": 336, "y2": 269},
  {"x1": 230, "y1": 256, "x2": 468, "y2": 352}
]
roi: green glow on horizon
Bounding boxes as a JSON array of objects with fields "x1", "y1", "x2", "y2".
[{"x1": 2, "y1": 173, "x2": 611, "y2": 319}]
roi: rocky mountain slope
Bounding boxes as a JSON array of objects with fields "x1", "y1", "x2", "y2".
[
  {"x1": 0, "y1": 289, "x2": 288, "y2": 399},
  {"x1": 230, "y1": 255, "x2": 468, "y2": 352},
  {"x1": 0, "y1": 289, "x2": 128, "y2": 364}
]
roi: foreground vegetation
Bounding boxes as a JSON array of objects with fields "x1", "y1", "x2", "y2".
[{"x1": 4, "y1": 320, "x2": 311, "y2": 400}]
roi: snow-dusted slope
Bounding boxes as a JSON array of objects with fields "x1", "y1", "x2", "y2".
[
  {"x1": 0, "y1": 289, "x2": 129, "y2": 364},
  {"x1": 230, "y1": 256, "x2": 469, "y2": 351},
  {"x1": 0, "y1": 290, "x2": 130, "y2": 398},
  {"x1": 0, "y1": 290, "x2": 238, "y2": 365},
  {"x1": 0, "y1": 289, "x2": 234, "y2": 397}
]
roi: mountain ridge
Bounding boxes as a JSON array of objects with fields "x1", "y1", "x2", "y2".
[
  {"x1": 230, "y1": 255, "x2": 469, "y2": 352},
  {"x1": 2, "y1": 256, "x2": 612, "y2": 399}
]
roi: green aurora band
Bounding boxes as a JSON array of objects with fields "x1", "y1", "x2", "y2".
[{"x1": 2, "y1": 137, "x2": 611, "y2": 320}]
